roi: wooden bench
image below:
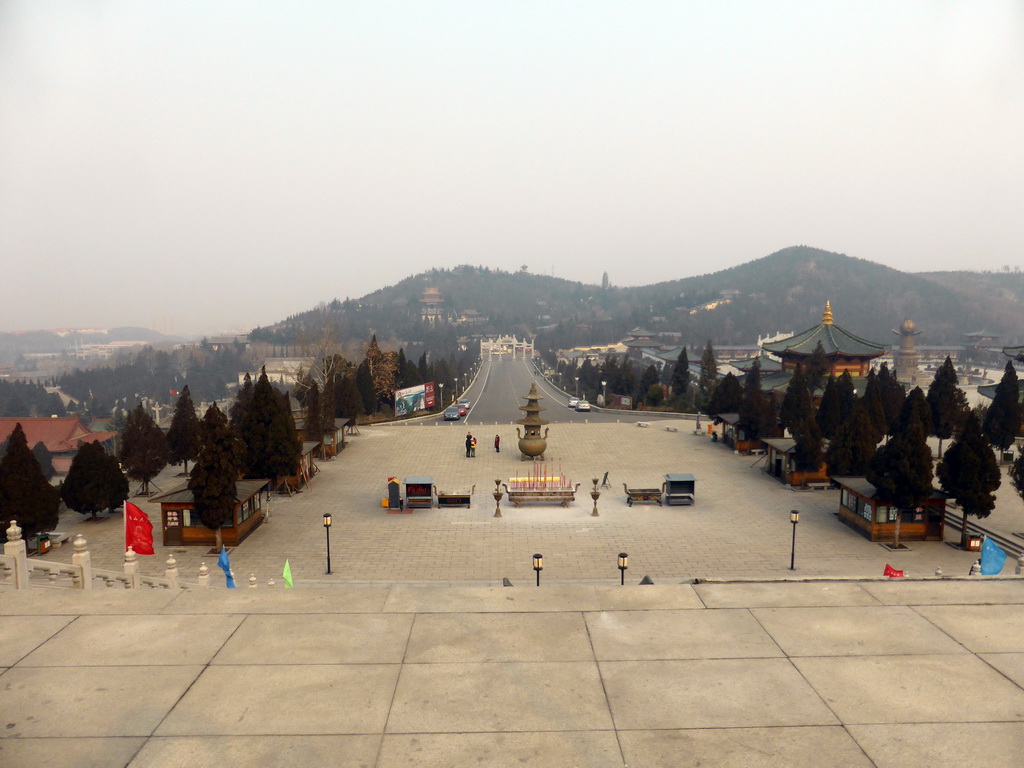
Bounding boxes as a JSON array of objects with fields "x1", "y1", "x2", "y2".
[
  {"x1": 623, "y1": 484, "x2": 663, "y2": 506},
  {"x1": 504, "y1": 485, "x2": 580, "y2": 508},
  {"x1": 437, "y1": 486, "x2": 475, "y2": 508}
]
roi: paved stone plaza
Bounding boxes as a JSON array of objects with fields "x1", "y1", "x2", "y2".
[{"x1": 6, "y1": 420, "x2": 1024, "y2": 767}]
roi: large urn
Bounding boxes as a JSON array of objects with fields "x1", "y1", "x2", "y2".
[{"x1": 516, "y1": 383, "x2": 550, "y2": 460}]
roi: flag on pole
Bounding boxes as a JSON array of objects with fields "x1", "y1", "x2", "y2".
[
  {"x1": 169, "y1": 389, "x2": 180, "y2": 396},
  {"x1": 283, "y1": 559, "x2": 293, "y2": 588},
  {"x1": 124, "y1": 502, "x2": 155, "y2": 555},
  {"x1": 883, "y1": 563, "x2": 904, "y2": 578},
  {"x1": 217, "y1": 547, "x2": 236, "y2": 588},
  {"x1": 980, "y1": 537, "x2": 1007, "y2": 575}
]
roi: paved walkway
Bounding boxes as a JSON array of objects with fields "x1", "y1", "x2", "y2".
[{"x1": 3, "y1": 580, "x2": 1024, "y2": 767}]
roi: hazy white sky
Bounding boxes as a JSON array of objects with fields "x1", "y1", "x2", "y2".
[{"x1": 2, "y1": 1, "x2": 1023, "y2": 335}]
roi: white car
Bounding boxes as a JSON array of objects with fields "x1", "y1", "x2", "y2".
[
  {"x1": 575, "y1": 400, "x2": 591, "y2": 411},
  {"x1": 567, "y1": 397, "x2": 580, "y2": 409}
]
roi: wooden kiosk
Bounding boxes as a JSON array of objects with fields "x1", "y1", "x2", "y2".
[
  {"x1": 151, "y1": 479, "x2": 270, "y2": 547},
  {"x1": 663, "y1": 474, "x2": 696, "y2": 506},
  {"x1": 832, "y1": 476, "x2": 946, "y2": 542}
]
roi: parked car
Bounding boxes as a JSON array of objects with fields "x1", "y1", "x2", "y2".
[
  {"x1": 443, "y1": 407, "x2": 462, "y2": 421},
  {"x1": 567, "y1": 397, "x2": 580, "y2": 409},
  {"x1": 575, "y1": 400, "x2": 591, "y2": 412},
  {"x1": 458, "y1": 399, "x2": 471, "y2": 409},
  {"x1": 457, "y1": 403, "x2": 468, "y2": 416}
]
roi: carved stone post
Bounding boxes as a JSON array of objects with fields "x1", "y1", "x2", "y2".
[
  {"x1": 164, "y1": 555, "x2": 179, "y2": 589},
  {"x1": 493, "y1": 479, "x2": 503, "y2": 518},
  {"x1": 72, "y1": 535, "x2": 92, "y2": 590},
  {"x1": 4, "y1": 520, "x2": 29, "y2": 590},
  {"x1": 123, "y1": 547, "x2": 139, "y2": 589},
  {"x1": 198, "y1": 562, "x2": 210, "y2": 588},
  {"x1": 248, "y1": 573, "x2": 258, "y2": 588},
  {"x1": 591, "y1": 478, "x2": 601, "y2": 517}
]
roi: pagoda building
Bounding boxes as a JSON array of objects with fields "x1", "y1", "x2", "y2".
[
  {"x1": 420, "y1": 286, "x2": 444, "y2": 324},
  {"x1": 760, "y1": 301, "x2": 887, "y2": 377}
]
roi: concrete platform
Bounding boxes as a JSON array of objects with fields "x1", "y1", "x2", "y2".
[{"x1": 3, "y1": 581, "x2": 1024, "y2": 767}]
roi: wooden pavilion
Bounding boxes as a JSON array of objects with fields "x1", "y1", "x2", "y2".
[
  {"x1": 150, "y1": 479, "x2": 271, "y2": 547},
  {"x1": 760, "y1": 302, "x2": 887, "y2": 377}
]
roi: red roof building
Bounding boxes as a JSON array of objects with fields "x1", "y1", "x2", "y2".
[{"x1": 0, "y1": 416, "x2": 117, "y2": 475}]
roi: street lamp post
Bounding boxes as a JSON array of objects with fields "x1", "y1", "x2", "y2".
[
  {"x1": 323, "y1": 512, "x2": 333, "y2": 575},
  {"x1": 618, "y1": 552, "x2": 629, "y2": 585},
  {"x1": 533, "y1": 553, "x2": 543, "y2": 586},
  {"x1": 575, "y1": 377, "x2": 579, "y2": 397},
  {"x1": 438, "y1": 382, "x2": 444, "y2": 408},
  {"x1": 789, "y1": 510, "x2": 799, "y2": 570},
  {"x1": 601, "y1": 380, "x2": 607, "y2": 406}
]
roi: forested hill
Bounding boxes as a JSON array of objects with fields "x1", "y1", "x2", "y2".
[{"x1": 251, "y1": 247, "x2": 1024, "y2": 352}]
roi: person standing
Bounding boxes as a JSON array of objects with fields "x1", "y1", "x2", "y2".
[
  {"x1": 470, "y1": 436, "x2": 477, "y2": 457},
  {"x1": 465, "y1": 432, "x2": 472, "y2": 458},
  {"x1": 494, "y1": 434, "x2": 500, "y2": 453}
]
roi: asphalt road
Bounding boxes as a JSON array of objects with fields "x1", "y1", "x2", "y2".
[{"x1": 437, "y1": 355, "x2": 675, "y2": 426}]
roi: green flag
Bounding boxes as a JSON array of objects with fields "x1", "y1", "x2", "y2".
[{"x1": 283, "y1": 559, "x2": 293, "y2": 588}]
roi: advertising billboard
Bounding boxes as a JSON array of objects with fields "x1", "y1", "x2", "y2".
[{"x1": 394, "y1": 382, "x2": 437, "y2": 416}]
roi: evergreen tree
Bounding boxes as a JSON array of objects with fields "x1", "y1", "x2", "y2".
[
  {"x1": 804, "y1": 341, "x2": 830, "y2": 393},
  {"x1": 619, "y1": 358, "x2": 637, "y2": 406},
  {"x1": 230, "y1": 373, "x2": 254, "y2": 431},
  {"x1": 320, "y1": 373, "x2": 337, "y2": 434},
  {"x1": 867, "y1": 415, "x2": 934, "y2": 514},
  {"x1": 738, "y1": 359, "x2": 770, "y2": 443},
  {"x1": 791, "y1": 414, "x2": 824, "y2": 473},
  {"x1": 240, "y1": 368, "x2": 301, "y2": 480},
  {"x1": 337, "y1": 374, "x2": 364, "y2": 419},
  {"x1": 706, "y1": 372, "x2": 742, "y2": 416},
  {"x1": 670, "y1": 347, "x2": 690, "y2": 406},
  {"x1": 302, "y1": 380, "x2": 322, "y2": 443},
  {"x1": 779, "y1": 367, "x2": 813, "y2": 434},
  {"x1": 877, "y1": 363, "x2": 906, "y2": 429},
  {"x1": 356, "y1": 360, "x2": 376, "y2": 414},
  {"x1": 816, "y1": 376, "x2": 843, "y2": 439},
  {"x1": 983, "y1": 361, "x2": 1021, "y2": 451},
  {"x1": 0, "y1": 423, "x2": 60, "y2": 541},
  {"x1": 836, "y1": 371, "x2": 856, "y2": 414},
  {"x1": 32, "y1": 441, "x2": 55, "y2": 482},
  {"x1": 860, "y1": 369, "x2": 887, "y2": 441},
  {"x1": 639, "y1": 365, "x2": 660, "y2": 403},
  {"x1": 189, "y1": 404, "x2": 246, "y2": 552},
  {"x1": 166, "y1": 386, "x2": 201, "y2": 474},
  {"x1": 61, "y1": 441, "x2": 129, "y2": 519},
  {"x1": 119, "y1": 403, "x2": 170, "y2": 495},
  {"x1": 698, "y1": 340, "x2": 718, "y2": 404},
  {"x1": 889, "y1": 387, "x2": 931, "y2": 442},
  {"x1": 943, "y1": 411, "x2": 1001, "y2": 548},
  {"x1": 417, "y1": 352, "x2": 429, "y2": 383},
  {"x1": 825, "y1": 402, "x2": 878, "y2": 477},
  {"x1": 926, "y1": 357, "x2": 966, "y2": 457}
]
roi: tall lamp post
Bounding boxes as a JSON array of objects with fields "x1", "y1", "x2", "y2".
[
  {"x1": 601, "y1": 380, "x2": 607, "y2": 406},
  {"x1": 575, "y1": 377, "x2": 579, "y2": 397},
  {"x1": 618, "y1": 552, "x2": 629, "y2": 585},
  {"x1": 789, "y1": 510, "x2": 799, "y2": 570},
  {"x1": 323, "y1": 512, "x2": 333, "y2": 575},
  {"x1": 533, "y1": 553, "x2": 543, "y2": 586},
  {"x1": 438, "y1": 382, "x2": 444, "y2": 408}
]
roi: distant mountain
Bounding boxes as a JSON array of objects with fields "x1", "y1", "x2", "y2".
[{"x1": 250, "y1": 247, "x2": 1024, "y2": 355}]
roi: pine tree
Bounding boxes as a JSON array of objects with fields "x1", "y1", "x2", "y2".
[
  {"x1": 320, "y1": 373, "x2": 337, "y2": 435},
  {"x1": 619, "y1": 358, "x2": 637, "y2": 406},
  {"x1": 804, "y1": 341, "x2": 830, "y2": 394},
  {"x1": 302, "y1": 380, "x2": 322, "y2": 443},
  {"x1": 356, "y1": 361, "x2": 376, "y2": 415},
  {"x1": 926, "y1": 357, "x2": 966, "y2": 457},
  {"x1": 889, "y1": 387, "x2": 931, "y2": 442},
  {"x1": 32, "y1": 441, "x2": 55, "y2": 481},
  {"x1": 738, "y1": 359, "x2": 769, "y2": 443},
  {"x1": 670, "y1": 347, "x2": 690, "y2": 406},
  {"x1": 877, "y1": 363, "x2": 906, "y2": 430},
  {"x1": 825, "y1": 402, "x2": 878, "y2": 477},
  {"x1": 338, "y1": 374, "x2": 364, "y2": 419},
  {"x1": 119, "y1": 403, "x2": 170, "y2": 495},
  {"x1": 706, "y1": 372, "x2": 742, "y2": 416},
  {"x1": 166, "y1": 386, "x2": 201, "y2": 474},
  {"x1": 240, "y1": 368, "x2": 301, "y2": 481},
  {"x1": 189, "y1": 404, "x2": 246, "y2": 552},
  {"x1": 417, "y1": 352, "x2": 429, "y2": 383},
  {"x1": 230, "y1": 373, "x2": 254, "y2": 431},
  {"x1": 867, "y1": 414, "x2": 934, "y2": 513},
  {"x1": 780, "y1": 367, "x2": 813, "y2": 434},
  {"x1": 639, "y1": 365, "x2": 659, "y2": 404},
  {"x1": 698, "y1": 340, "x2": 718, "y2": 404},
  {"x1": 816, "y1": 376, "x2": 843, "y2": 439},
  {"x1": 836, "y1": 371, "x2": 856, "y2": 414},
  {"x1": 860, "y1": 370, "x2": 887, "y2": 441},
  {"x1": 61, "y1": 441, "x2": 129, "y2": 519},
  {"x1": 943, "y1": 411, "x2": 1001, "y2": 548},
  {"x1": 0, "y1": 423, "x2": 60, "y2": 540},
  {"x1": 792, "y1": 414, "x2": 824, "y2": 473},
  {"x1": 983, "y1": 361, "x2": 1021, "y2": 451}
]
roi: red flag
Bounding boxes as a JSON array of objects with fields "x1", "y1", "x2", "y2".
[
  {"x1": 883, "y1": 563, "x2": 904, "y2": 578},
  {"x1": 170, "y1": 389, "x2": 180, "y2": 396},
  {"x1": 125, "y1": 502, "x2": 155, "y2": 555}
]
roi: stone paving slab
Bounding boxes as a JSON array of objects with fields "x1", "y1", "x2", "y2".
[
  {"x1": 385, "y1": 661, "x2": 613, "y2": 733},
  {"x1": 585, "y1": 609, "x2": 783, "y2": 660},
  {"x1": 859, "y1": 579, "x2": 1024, "y2": 605},
  {"x1": 980, "y1": 653, "x2": 1024, "y2": 688},
  {"x1": 0, "y1": 738, "x2": 147, "y2": 768},
  {"x1": 377, "y1": 732, "x2": 623, "y2": 768},
  {"x1": 751, "y1": 606, "x2": 969, "y2": 656},
  {"x1": 0, "y1": 590, "x2": 181, "y2": 616},
  {"x1": 0, "y1": 616, "x2": 74, "y2": 666},
  {"x1": 617, "y1": 726, "x2": 875, "y2": 768},
  {"x1": 383, "y1": 583, "x2": 704, "y2": 613},
  {"x1": 155, "y1": 664, "x2": 400, "y2": 736},
  {"x1": 599, "y1": 658, "x2": 839, "y2": 729},
  {"x1": 694, "y1": 580, "x2": 881, "y2": 608},
  {"x1": 160, "y1": 586, "x2": 391, "y2": 613},
  {"x1": 1, "y1": 665, "x2": 203, "y2": 737},
  {"x1": 18, "y1": 615, "x2": 243, "y2": 667},
  {"x1": 211, "y1": 613, "x2": 413, "y2": 664},
  {"x1": 127, "y1": 735, "x2": 382, "y2": 768},
  {"x1": 913, "y1": 604, "x2": 1024, "y2": 652},
  {"x1": 845, "y1": 723, "x2": 1024, "y2": 768},
  {"x1": 793, "y1": 654, "x2": 1024, "y2": 724},
  {"x1": 404, "y1": 612, "x2": 593, "y2": 663}
]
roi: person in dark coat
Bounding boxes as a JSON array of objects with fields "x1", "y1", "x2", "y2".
[
  {"x1": 494, "y1": 434, "x2": 500, "y2": 453},
  {"x1": 465, "y1": 432, "x2": 472, "y2": 458}
]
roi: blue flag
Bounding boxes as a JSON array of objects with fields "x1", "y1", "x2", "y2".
[
  {"x1": 980, "y1": 537, "x2": 1007, "y2": 575},
  {"x1": 217, "y1": 547, "x2": 236, "y2": 588}
]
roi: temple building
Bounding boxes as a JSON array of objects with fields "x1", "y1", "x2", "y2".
[
  {"x1": 420, "y1": 286, "x2": 445, "y2": 324},
  {"x1": 760, "y1": 301, "x2": 887, "y2": 378}
]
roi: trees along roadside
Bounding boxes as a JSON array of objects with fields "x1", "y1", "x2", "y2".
[
  {"x1": 0, "y1": 423, "x2": 60, "y2": 542},
  {"x1": 189, "y1": 404, "x2": 246, "y2": 552},
  {"x1": 119, "y1": 403, "x2": 170, "y2": 495},
  {"x1": 983, "y1": 361, "x2": 1021, "y2": 458},
  {"x1": 670, "y1": 347, "x2": 691, "y2": 409},
  {"x1": 941, "y1": 411, "x2": 1001, "y2": 549},
  {"x1": 239, "y1": 367, "x2": 300, "y2": 483},
  {"x1": 61, "y1": 441, "x2": 129, "y2": 520}
]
